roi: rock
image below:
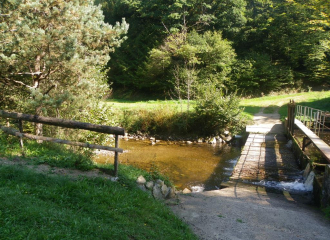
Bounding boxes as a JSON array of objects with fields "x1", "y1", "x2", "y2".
[
  {"x1": 153, "y1": 185, "x2": 163, "y2": 200},
  {"x1": 136, "y1": 175, "x2": 146, "y2": 185},
  {"x1": 224, "y1": 130, "x2": 229, "y2": 136},
  {"x1": 110, "y1": 177, "x2": 118, "y2": 182},
  {"x1": 183, "y1": 188, "x2": 192, "y2": 194},
  {"x1": 138, "y1": 184, "x2": 147, "y2": 192},
  {"x1": 145, "y1": 181, "x2": 154, "y2": 190},
  {"x1": 156, "y1": 179, "x2": 164, "y2": 186},
  {"x1": 186, "y1": 141, "x2": 193, "y2": 144},
  {"x1": 208, "y1": 137, "x2": 216, "y2": 144},
  {"x1": 166, "y1": 187, "x2": 176, "y2": 199},
  {"x1": 197, "y1": 138, "x2": 203, "y2": 143},
  {"x1": 161, "y1": 184, "x2": 169, "y2": 196}
]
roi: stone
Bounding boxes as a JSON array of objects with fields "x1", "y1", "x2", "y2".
[
  {"x1": 183, "y1": 188, "x2": 192, "y2": 194},
  {"x1": 161, "y1": 184, "x2": 168, "y2": 196},
  {"x1": 208, "y1": 137, "x2": 216, "y2": 144},
  {"x1": 166, "y1": 187, "x2": 176, "y2": 199},
  {"x1": 186, "y1": 141, "x2": 193, "y2": 144},
  {"x1": 136, "y1": 175, "x2": 146, "y2": 185},
  {"x1": 153, "y1": 185, "x2": 163, "y2": 200},
  {"x1": 138, "y1": 184, "x2": 147, "y2": 192},
  {"x1": 145, "y1": 181, "x2": 154, "y2": 190},
  {"x1": 156, "y1": 179, "x2": 164, "y2": 186}
]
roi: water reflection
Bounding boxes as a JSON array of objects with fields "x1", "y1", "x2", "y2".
[{"x1": 95, "y1": 139, "x2": 241, "y2": 190}]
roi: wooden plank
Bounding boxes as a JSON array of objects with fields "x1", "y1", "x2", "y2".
[
  {"x1": 0, "y1": 110, "x2": 125, "y2": 136},
  {"x1": 0, "y1": 125, "x2": 123, "y2": 153},
  {"x1": 295, "y1": 119, "x2": 330, "y2": 163}
]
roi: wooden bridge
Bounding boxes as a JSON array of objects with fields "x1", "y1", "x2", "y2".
[
  {"x1": 230, "y1": 108, "x2": 302, "y2": 183},
  {"x1": 231, "y1": 101, "x2": 330, "y2": 190}
]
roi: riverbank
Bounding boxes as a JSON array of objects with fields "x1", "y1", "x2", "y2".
[{"x1": 0, "y1": 155, "x2": 198, "y2": 239}]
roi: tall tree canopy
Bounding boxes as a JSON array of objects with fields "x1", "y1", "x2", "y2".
[
  {"x1": 0, "y1": 0, "x2": 128, "y2": 114},
  {"x1": 97, "y1": 0, "x2": 329, "y2": 97}
]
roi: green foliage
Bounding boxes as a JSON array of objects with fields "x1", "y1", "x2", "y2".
[
  {"x1": 0, "y1": 165, "x2": 197, "y2": 239},
  {"x1": 194, "y1": 88, "x2": 246, "y2": 136},
  {"x1": 231, "y1": 52, "x2": 294, "y2": 95},
  {"x1": 0, "y1": 0, "x2": 128, "y2": 120},
  {"x1": 144, "y1": 30, "x2": 236, "y2": 98},
  {"x1": 97, "y1": 0, "x2": 330, "y2": 97}
]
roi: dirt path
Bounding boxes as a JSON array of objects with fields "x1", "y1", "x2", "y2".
[
  {"x1": 168, "y1": 108, "x2": 330, "y2": 240},
  {"x1": 169, "y1": 183, "x2": 330, "y2": 240}
]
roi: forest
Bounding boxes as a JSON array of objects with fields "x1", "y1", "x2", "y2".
[
  {"x1": 97, "y1": 0, "x2": 330, "y2": 97},
  {"x1": 0, "y1": 0, "x2": 329, "y2": 138}
]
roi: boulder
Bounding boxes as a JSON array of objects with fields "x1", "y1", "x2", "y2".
[
  {"x1": 183, "y1": 188, "x2": 192, "y2": 194},
  {"x1": 145, "y1": 181, "x2": 154, "y2": 190},
  {"x1": 153, "y1": 185, "x2": 163, "y2": 200},
  {"x1": 138, "y1": 184, "x2": 147, "y2": 192},
  {"x1": 161, "y1": 184, "x2": 169, "y2": 196},
  {"x1": 156, "y1": 179, "x2": 165, "y2": 186},
  {"x1": 136, "y1": 175, "x2": 146, "y2": 185},
  {"x1": 166, "y1": 187, "x2": 176, "y2": 199}
]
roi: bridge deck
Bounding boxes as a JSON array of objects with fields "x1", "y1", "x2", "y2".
[
  {"x1": 231, "y1": 111, "x2": 301, "y2": 183},
  {"x1": 231, "y1": 133, "x2": 301, "y2": 182}
]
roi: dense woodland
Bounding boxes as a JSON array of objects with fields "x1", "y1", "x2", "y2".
[
  {"x1": 97, "y1": 0, "x2": 330, "y2": 97},
  {"x1": 0, "y1": 0, "x2": 329, "y2": 138}
]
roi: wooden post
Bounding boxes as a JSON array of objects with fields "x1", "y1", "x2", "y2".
[
  {"x1": 18, "y1": 120, "x2": 25, "y2": 156},
  {"x1": 114, "y1": 135, "x2": 119, "y2": 177},
  {"x1": 287, "y1": 100, "x2": 296, "y2": 135}
]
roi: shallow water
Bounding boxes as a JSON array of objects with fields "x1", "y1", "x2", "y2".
[{"x1": 95, "y1": 139, "x2": 241, "y2": 190}]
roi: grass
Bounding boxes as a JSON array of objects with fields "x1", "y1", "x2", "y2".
[
  {"x1": 0, "y1": 134, "x2": 197, "y2": 240},
  {"x1": 106, "y1": 99, "x2": 191, "y2": 112},
  {"x1": 0, "y1": 165, "x2": 197, "y2": 240},
  {"x1": 239, "y1": 90, "x2": 330, "y2": 120},
  {"x1": 0, "y1": 134, "x2": 94, "y2": 171},
  {"x1": 106, "y1": 90, "x2": 330, "y2": 125}
]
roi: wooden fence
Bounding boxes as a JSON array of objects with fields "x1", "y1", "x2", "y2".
[{"x1": 0, "y1": 110, "x2": 125, "y2": 176}]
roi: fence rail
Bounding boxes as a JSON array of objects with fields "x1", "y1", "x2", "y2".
[
  {"x1": 295, "y1": 105, "x2": 330, "y2": 136},
  {"x1": 0, "y1": 110, "x2": 125, "y2": 176}
]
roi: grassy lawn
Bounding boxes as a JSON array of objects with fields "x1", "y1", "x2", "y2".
[
  {"x1": 106, "y1": 90, "x2": 330, "y2": 122},
  {"x1": 105, "y1": 99, "x2": 191, "y2": 112},
  {"x1": 0, "y1": 135, "x2": 197, "y2": 240},
  {"x1": 239, "y1": 91, "x2": 330, "y2": 120}
]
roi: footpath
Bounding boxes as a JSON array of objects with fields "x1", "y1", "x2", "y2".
[{"x1": 169, "y1": 109, "x2": 330, "y2": 240}]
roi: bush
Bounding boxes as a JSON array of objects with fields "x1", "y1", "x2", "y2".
[{"x1": 194, "y1": 88, "x2": 246, "y2": 136}]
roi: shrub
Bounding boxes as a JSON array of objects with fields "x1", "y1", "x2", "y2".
[{"x1": 193, "y1": 88, "x2": 246, "y2": 136}]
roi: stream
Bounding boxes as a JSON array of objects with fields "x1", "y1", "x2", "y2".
[{"x1": 94, "y1": 139, "x2": 242, "y2": 191}]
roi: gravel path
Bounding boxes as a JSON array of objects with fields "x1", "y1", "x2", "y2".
[{"x1": 169, "y1": 183, "x2": 330, "y2": 240}]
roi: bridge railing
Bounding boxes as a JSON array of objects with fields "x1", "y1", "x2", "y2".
[{"x1": 295, "y1": 105, "x2": 330, "y2": 136}]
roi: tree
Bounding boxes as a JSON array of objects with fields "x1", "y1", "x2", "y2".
[{"x1": 0, "y1": 0, "x2": 128, "y2": 118}]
